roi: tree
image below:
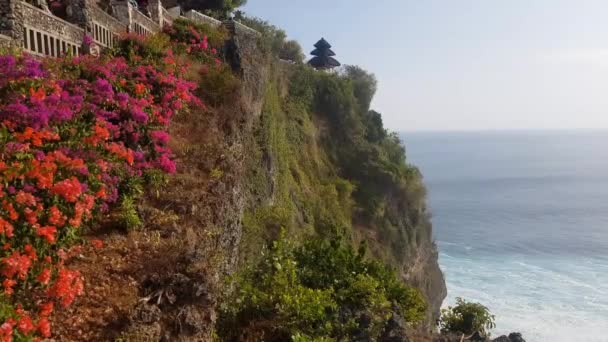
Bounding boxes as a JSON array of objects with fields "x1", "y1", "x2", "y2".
[
  {"x1": 439, "y1": 298, "x2": 496, "y2": 336},
  {"x1": 279, "y1": 39, "x2": 305, "y2": 64},
  {"x1": 363, "y1": 110, "x2": 387, "y2": 143},
  {"x1": 343, "y1": 65, "x2": 377, "y2": 111},
  {"x1": 233, "y1": 13, "x2": 306, "y2": 63},
  {"x1": 177, "y1": 0, "x2": 247, "y2": 17}
]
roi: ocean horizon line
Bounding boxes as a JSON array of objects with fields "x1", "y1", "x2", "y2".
[{"x1": 399, "y1": 127, "x2": 608, "y2": 134}]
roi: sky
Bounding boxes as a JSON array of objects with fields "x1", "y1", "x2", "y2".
[{"x1": 241, "y1": 0, "x2": 608, "y2": 132}]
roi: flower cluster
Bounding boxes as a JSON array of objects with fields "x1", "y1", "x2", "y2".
[
  {"x1": 0, "y1": 26, "x2": 205, "y2": 339},
  {"x1": 163, "y1": 19, "x2": 223, "y2": 66}
]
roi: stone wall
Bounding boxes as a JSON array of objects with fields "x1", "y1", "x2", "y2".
[
  {"x1": 90, "y1": 1, "x2": 125, "y2": 48},
  {"x1": 0, "y1": 0, "x2": 259, "y2": 57},
  {"x1": 19, "y1": 1, "x2": 85, "y2": 56},
  {"x1": 183, "y1": 9, "x2": 221, "y2": 28},
  {"x1": 161, "y1": 7, "x2": 177, "y2": 27},
  {"x1": 0, "y1": 34, "x2": 13, "y2": 48},
  {"x1": 130, "y1": 6, "x2": 160, "y2": 36}
]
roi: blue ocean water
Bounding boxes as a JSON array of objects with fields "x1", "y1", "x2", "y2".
[{"x1": 402, "y1": 130, "x2": 608, "y2": 342}]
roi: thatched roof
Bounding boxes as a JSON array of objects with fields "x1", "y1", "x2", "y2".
[
  {"x1": 308, "y1": 56, "x2": 341, "y2": 69},
  {"x1": 313, "y1": 38, "x2": 332, "y2": 49},
  {"x1": 311, "y1": 48, "x2": 336, "y2": 57}
]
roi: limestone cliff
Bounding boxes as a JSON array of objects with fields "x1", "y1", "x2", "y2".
[
  {"x1": 47, "y1": 22, "x2": 445, "y2": 340},
  {"x1": 238, "y1": 54, "x2": 447, "y2": 328}
]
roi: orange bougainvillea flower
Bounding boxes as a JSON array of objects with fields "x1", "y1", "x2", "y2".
[
  {"x1": 0, "y1": 218, "x2": 14, "y2": 238},
  {"x1": 47, "y1": 206, "x2": 66, "y2": 227},
  {"x1": 2, "y1": 251, "x2": 32, "y2": 280},
  {"x1": 2, "y1": 279, "x2": 16, "y2": 295},
  {"x1": 2, "y1": 201, "x2": 19, "y2": 221},
  {"x1": 36, "y1": 226, "x2": 57, "y2": 244},
  {"x1": 50, "y1": 177, "x2": 82, "y2": 203},
  {"x1": 29, "y1": 87, "x2": 46, "y2": 101},
  {"x1": 16, "y1": 191, "x2": 37, "y2": 207},
  {"x1": 48, "y1": 268, "x2": 84, "y2": 308},
  {"x1": 134, "y1": 83, "x2": 146, "y2": 95}
]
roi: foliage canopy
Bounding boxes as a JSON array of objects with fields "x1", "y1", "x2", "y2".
[
  {"x1": 439, "y1": 297, "x2": 496, "y2": 336},
  {"x1": 219, "y1": 234, "x2": 426, "y2": 341},
  {"x1": 177, "y1": 0, "x2": 247, "y2": 17}
]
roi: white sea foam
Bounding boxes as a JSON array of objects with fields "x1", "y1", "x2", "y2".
[
  {"x1": 440, "y1": 254, "x2": 608, "y2": 341},
  {"x1": 405, "y1": 131, "x2": 608, "y2": 342}
]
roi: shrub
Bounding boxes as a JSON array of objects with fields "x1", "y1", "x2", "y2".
[
  {"x1": 234, "y1": 13, "x2": 305, "y2": 64},
  {"x1": 197, "y1": 64, "x2": 240, "y2": 106},
  {"x1": 439, "y1": 297, "x2": 496, "y2": 336},
  {"x1": 0, "y1": 17, "x2": 218, "y2": 339},
  {"x1": 163, "y1": 18, "x2": 240, "y2": 106},
  {"x1": 177, "y1": 0, "x2": 247, "y2": 17},
  {"x1": 218, "y1": 234, "x2": 426, "y2": 341}
]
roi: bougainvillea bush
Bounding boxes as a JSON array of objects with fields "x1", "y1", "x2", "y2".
[{"x1": 0, "y1": 21, "x2": 223, "y2": 340}]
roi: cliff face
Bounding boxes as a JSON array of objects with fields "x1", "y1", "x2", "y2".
[
  {"x1": 48, "y1": 25, "x2": 445, "y2": 340},
  {"x1": 49, "y1": 26, "x2": 271, "y2": 341},
  {"x1": 238, "y1": 56, "x2": 447, "y2": 327}
]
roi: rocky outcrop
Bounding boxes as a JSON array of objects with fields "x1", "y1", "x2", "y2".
[
  {"x1": 402, "y1": 230, "x2": 447, "y2": 327},
  {"x1": 492, "y1": 332, "x2": 526, "y2": 342}
]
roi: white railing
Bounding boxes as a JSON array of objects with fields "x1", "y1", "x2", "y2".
[
  {"x1": 19, "y1": 1, "x2": 84, "y2": 56},
  {"x1": 131, "y1": 7, "x2": 160, "y2": 36},
  {"x1": 90, "y1": 4, "x2": 126, "y2": 48},
  {"x1": 3, "y1": 1, "x2": 260, "y2": 55}
]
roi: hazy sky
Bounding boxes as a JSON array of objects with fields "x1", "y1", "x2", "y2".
[{"x1": 242, "y1": 0, "x2": 608, "y2": 131}]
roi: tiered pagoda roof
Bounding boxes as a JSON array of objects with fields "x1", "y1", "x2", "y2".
[{"x1": 308, "y1": 38, "x2": 341, "y2": 70}]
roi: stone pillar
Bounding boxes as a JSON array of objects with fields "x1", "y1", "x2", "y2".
[
  {"x1": 0, "y1": 0, "x2": 24, "y2": 44},
  {"x1": 66, "y1": 0, "x2": 91, "y2": 28},
  {"x1": 147, "y1": 0, "x2": 162, "y2": 27},
  {"x1": 110, "y1": 0, "x2": 132, "y2": 32}
]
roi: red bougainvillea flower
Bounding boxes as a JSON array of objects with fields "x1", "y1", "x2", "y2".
[
  {"x1": 37, "y1": 317, "x2": 51, "y2": 338},
  {"x1": 2, "y1": 252, "x2": 32, "y2": 280},
  {"x1": 38, "y1": 302, "x2": 53, "y2": 317},
  {"x1": 37, "y1": 268, "x2": 51, "y2": 285},
  {"x1": 2, "y1": 279, "x2": 16, "y2": 295},
  {"x1": 36, "y1": 226, "x2": 57, "y2": 244},
  {"x1": 50, "y1": 177, "x2": 82, "y2": 203},
  {"x1": 0, "y1": 321, "x2": 14, "y2": 342},
  {"x1": 16, "y1": 314, "x2": 35, "y2": 335},
  {"x1": 0, "y1": 26, "x2": 204, "y2": 340},
  {"x1": 90, "y1": 239, "x2": 103, "y2": 249},
  {"x1": 0, "y1": 218, "x2": 14, "y2": 237},
  {"x1": 48, "y1": 268, "x2": 84, "y2": 307},
  {"x1": 48, "y1": 206, "x2": 66, "y2": 227}
]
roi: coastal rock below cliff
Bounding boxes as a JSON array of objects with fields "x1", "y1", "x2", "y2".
[{"x1": 492, "y1": 332, "x2": 526, "y2": 342}]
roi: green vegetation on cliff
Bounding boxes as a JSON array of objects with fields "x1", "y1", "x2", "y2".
[
  {"x1": 219, "y1": 233, "x2": 426, "y2": 340},
  {"x1": 221, "y1": 28, "x2": 442, "y2": 337},
  {"x1": 241, "y1": 60, "x2": 430, "y2": 270}
]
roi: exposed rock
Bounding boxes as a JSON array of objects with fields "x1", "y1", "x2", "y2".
[
  {"x1": 379, "y1": 312, "x2": 409, "y2": 342},
  {"x1": 508, "y1": 332, "x2": 526, "y2": 342},
  {"x1": 492, "y1": 336, "x2": 511, "y2": 342},
  {"x1": 491, "y1": 332, "x2": 526, "y2": 342},
  {"x1": 120, "y1": 322, "x2": 162, "y2": 342},
  {"x1": 131, "y1": 303, "x2": 162, "y2": 324},
  {"x1": 469, "y1": 331, "x2": 489, "y2": 341}
]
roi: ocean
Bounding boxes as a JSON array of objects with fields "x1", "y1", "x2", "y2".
[{"x1": 402, "y1": 130, "x2": 608, "y2": 342}]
